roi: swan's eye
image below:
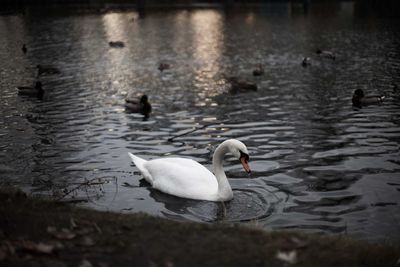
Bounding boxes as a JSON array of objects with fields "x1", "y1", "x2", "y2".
[
  {"x1": 239, "y1": 150, "x2": 251, "y2": 174},
  {"x1": 239, "y1": 150, "x2": 249, "y2": 162}
]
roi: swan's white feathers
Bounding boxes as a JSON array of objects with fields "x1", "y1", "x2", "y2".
[
  {"x1": 129, "y1": 155, "x2": 219, "y2": 200},
  {"x1": 128, "y1": 152, "x2": 153, "y2": 184},
  {"x1": 226, "y1": 139, "x2": 249, "y2": 158},
  {"x1": 146, "y1": 158, "x2": 218, "y2": 200}
]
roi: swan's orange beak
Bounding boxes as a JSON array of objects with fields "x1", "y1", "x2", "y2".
[{"x1": 240, "y1": 156, "x2": 251, "y2": 174}]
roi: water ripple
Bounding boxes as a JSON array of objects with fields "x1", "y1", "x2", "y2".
[{"x1": 1, "y1": 8, "x2": 400, "y2": 241}]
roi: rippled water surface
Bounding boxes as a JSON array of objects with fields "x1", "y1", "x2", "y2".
[{"x1": 1, "y1": 3, "x2": 400, "y2": 242}]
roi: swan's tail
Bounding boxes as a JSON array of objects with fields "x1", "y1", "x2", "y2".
[
  {"x1": 128, "y1": 153, "x2": 153, "y2": 184},
  {"x1": 128, "y1": 152, "x2": 146, "y2": 166}
]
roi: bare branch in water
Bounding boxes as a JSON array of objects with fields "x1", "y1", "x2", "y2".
[
  {"x1": 55, "y1": 177, "x2": 110, "y2": 202},
  {"x1": 167, "y1": 121, "x2": 228, "y2": 142},
  {"x1": 167, "y1": 125, "x2": 210, "y2": 142}
]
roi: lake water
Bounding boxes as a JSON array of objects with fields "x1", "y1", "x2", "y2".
[{"x1": 1, "y1": 3, "x2": 399, "y2": 242}]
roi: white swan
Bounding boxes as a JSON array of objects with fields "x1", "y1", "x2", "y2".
[{"x1": 128, "y1": 139, "x2": 251, "y2": 202}]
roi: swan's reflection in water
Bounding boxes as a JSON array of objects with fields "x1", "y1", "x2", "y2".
[{"x1": 143, "y1": 179, "x2": 284, "y2": 223}]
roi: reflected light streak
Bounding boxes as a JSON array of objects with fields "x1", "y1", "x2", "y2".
[
  {"x1": 191, "y1": 10, "x2": 223, "y2": 67},
  {"x1": 101, "y1": 12, "x2": 131, "y2": 85},
  {"x1": 102, "y1": 12, "x2": 128, "y2": 41},
  {"x1": 190, "y1": 10, "x2": 224, "y2": 98}
]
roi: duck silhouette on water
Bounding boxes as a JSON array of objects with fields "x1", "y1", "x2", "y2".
[
  {"x1": 316, "y1": 49, "x2": 336, "y2": 60},
  {"x1": 17, "y1": 81, "x2": 44, "y2": 99},
  {"x1": 158, "y1": 63, "x2": 170, "y2": 72},
  {"x1": 36, "y1": 65, "x2": 60, "y2": 76},
  {"x1": 301, "y1": 57, "x2": 311, "y2": 67},
  {"x1": 125, "y1": 94, "x2": 152, "y2": 118},
  {"x1": 227, "y1": 77, "x2": 257, "y2": 94},
  {"x1": 109, "y1": 41, "x2": 125, "y2": 48},
  {"x1": 352, "y1": 89, "x2": 385, "y2": 108},
  {"x1": 253, "y1": 64, "x2": 264, "y2": 76},
  {"x1": 22, "y1": 44, "x2": 27, "y2": 54}
]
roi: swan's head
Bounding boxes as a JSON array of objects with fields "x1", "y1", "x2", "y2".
[{"x1": 224, "y1": 139, "x2": 251, "y2": 174}]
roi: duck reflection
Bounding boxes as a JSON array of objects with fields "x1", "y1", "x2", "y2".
[{"x1": 17, "y1": 81, "x2": 44, "y2": 100}]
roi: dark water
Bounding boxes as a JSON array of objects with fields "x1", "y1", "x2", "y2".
[{"x1": 1, "y1": 3, "x2": 400, "y2": 242}]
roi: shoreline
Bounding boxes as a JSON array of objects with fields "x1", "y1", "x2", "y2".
[{"x1": 0, "y1": 187, "x2": 398, "y2": 267}]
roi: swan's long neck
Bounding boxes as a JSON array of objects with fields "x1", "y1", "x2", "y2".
[{"x1": 212, "y1": 143, "x2": 233, "y2": 200}]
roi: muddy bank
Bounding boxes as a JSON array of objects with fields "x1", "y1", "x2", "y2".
[{"x1": 0, "y1": 188, "x2": 398, "y2": 267}]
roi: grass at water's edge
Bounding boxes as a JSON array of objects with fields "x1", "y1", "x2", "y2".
[{"x1": 0, "y1": 187, "x2": 398, "y2": 267}]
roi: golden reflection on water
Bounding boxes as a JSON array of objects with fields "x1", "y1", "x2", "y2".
[
  {"x1": 102, "y1": 12, "x2": 132, "y2": 70},
  {"x1": 191, "y1": 10, "x2": 223, "y2": 69},
  {"x1": 172, "y1": 10, "x2": 190, "y2": 53},
  {"x1": 190, "y1": 10, "x2": 224, "y2": 102},
  {"x1": 102, "y1": 12, "x2": 129, "y2": 42},
  {"x1": 101, "y1": 12, "x2": 135, "y2": 100}
]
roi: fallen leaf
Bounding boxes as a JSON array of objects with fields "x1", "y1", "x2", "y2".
[
  {"x1": 47, "y1": 226, "x2": 57, "y2": 233},
  {"x1": 59, "y1": 228, "x2": 76, "y2": 240},
  {"x1": 93, "y1": 222, "x2": 102, "y2": 234},
  {"x1": 79, "y1": 259, "x2": 93, "y2": 267},
  {"x1": 75, "y1": 227, "x2": 93, "y2": 235},
  {"x1": 80, "y1": 236, "x2": 95, "y2": 247},
  {"x1": 276, "y1": 250, "x2": 297, "y2": 264},
  {"x1": 35, "y1": 242, "x2": 55, "y2": 254},
  {"x1": 47, "y1": 226, "x2": 76, "y2": 240},
  {"x1": 13, "y1": 240, "x2": 55, "y2": 254},
  {"x1": 73, "y1": 220, "x2": 102, "y2": 234},
  {"x1": 70, "y1": 217, "x2": 78, "y2": 229},
  {"x1": 290, "y1": 237, "x2": 309, "y2": 248}
]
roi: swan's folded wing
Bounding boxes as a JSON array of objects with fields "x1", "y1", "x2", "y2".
[{"x1": 144, "y1": 158, "x2": 218, "y2": 199}]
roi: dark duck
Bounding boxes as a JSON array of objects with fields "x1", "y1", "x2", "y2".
[
  {"x1": 352, "y1": 89, "x2": 385, "y2": 108},
  {"x1": 22, "y1": 44, "x2": 27, "y2": 54},
  {"x1": 253, "y1": 64, "x2": 264, "y2": 76},
  {"x1": 158, "y1": 63, "x2": 170, "y2": 72},
  {"x1": 125, "y1": 95, "x2": 152, "y2": 118},
  {"x1": 36, "y1": 65, "x2": 60, "y2": 76},
  {"x1": 227, "y1": 77, "x2": 257, "y2": 93},
  {"x1": 302, "y1": 57, "x2": 311, "y2": 67},
  {"x1": 109, "y1": 41, "x2": 125, "y2": 48}
]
